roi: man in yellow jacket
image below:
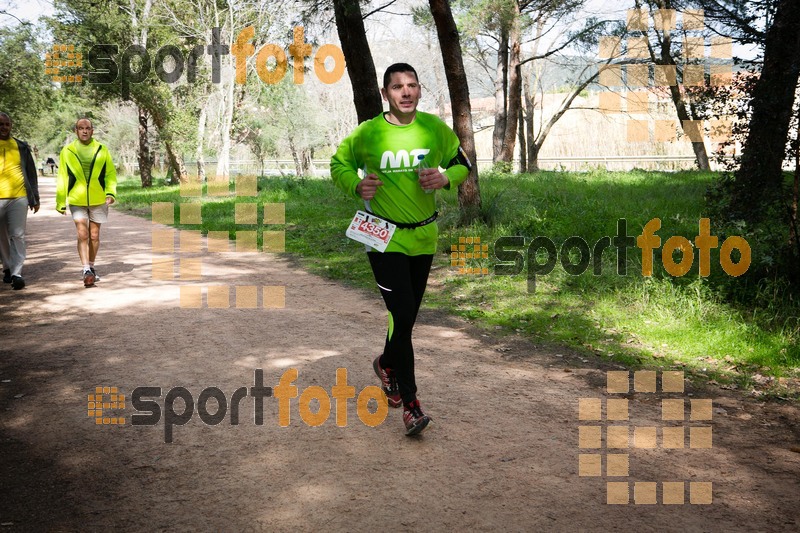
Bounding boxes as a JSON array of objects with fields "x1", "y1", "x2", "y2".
[
  {"x1": 57, "y1": 118, "x2": 117, "y2": 287},
  {"x1": 0, "y1": 112, "x2": 40, "y2": 290}
]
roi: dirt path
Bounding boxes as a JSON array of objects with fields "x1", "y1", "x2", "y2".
[{"x1": 1, "y1": 178, "x2": 798, "y2": 532}]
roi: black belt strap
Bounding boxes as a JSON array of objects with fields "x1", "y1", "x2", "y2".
[{"x1": 366, "y1": 210, "x2": 438, "y2": 229}]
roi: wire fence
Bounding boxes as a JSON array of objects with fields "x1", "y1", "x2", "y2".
[{"x1": 165, "y1": 155, "x2": 714, "y2": 178}]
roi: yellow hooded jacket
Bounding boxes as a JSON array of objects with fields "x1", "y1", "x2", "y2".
[{"x1": 56, "y1": 139, "x2": 117, "y2": 212}]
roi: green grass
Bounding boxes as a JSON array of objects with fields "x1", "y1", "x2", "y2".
[
  {"x1": 116, "y1": 170, "x2": 800, "y2": 398},
  {"x1": 115, "y1": 176, "x2": 375, "y2": 285}
]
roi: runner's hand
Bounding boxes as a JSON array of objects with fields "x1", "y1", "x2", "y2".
[
  {"x1": 418, "y1": 168, "x2": 449, "y2": 191},
  {"x1": 357, "y1": 174, "x2": 383, "y2": 201},
  {"x1": 106, "y1": 196, "x2": 115, "y2": 205}
]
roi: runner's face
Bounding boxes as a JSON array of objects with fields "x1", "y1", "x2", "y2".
[
  {"x1": 76, "y1": 120, "x2": 93, "y2": 144},
  {"x1": 381, "y1": 71, "x2": 421, "y2": 119},
  {"x1": 0, "y1": 116, "x2": 11, "y2": 140}
]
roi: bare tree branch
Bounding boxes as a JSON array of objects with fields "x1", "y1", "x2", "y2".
[
  {"x1": 0, "y1": 9, "x2": 27, "y2": 25},
  {"x1": 519, "y1": 19, "x2": 610, "y2": 66},
  {"x1": 362, "y1": 0, "x2": 400, "y2": 19}
]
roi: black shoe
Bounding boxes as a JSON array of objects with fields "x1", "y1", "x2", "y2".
[
  {"x1": 403, "y1": 399, "x2": 431, "y2": 436},
  {"x1": 3, "y1": 269, "x2": 10, "y2": 283},
  {"x1": 83, "y1": 269, "x2": 96, "y2": 287},
  {"x1": 90, "y1": 267, "x2": 100, "y2": 281},
  {"x1": 11, "y1": 275, "x2": 25, "y2": 290}
]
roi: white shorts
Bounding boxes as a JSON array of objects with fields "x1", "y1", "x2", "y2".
[{"x1": 70, "y1": 203, "x2": 109, "y2": 224}]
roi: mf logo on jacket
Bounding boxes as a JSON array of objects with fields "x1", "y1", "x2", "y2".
[{"x1": 380, "y1": 149, "x2": 430, "y2": 172}]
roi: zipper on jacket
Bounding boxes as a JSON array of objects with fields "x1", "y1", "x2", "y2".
[{"x1": 87, "y1": 145, "x2": 102, "y2": 207}]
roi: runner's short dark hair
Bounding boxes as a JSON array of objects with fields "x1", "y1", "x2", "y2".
[{"x1": 383, "y1": 63, "x2": 419, "y2": 89}]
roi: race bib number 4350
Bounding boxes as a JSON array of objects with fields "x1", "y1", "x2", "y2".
[{"x1": 345, "y1": 210, "x2": 396, "y2": 252}]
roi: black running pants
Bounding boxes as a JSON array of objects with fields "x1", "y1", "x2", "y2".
[{"x1": 367, "y1": 252, "x2": 433, "y2": 405}]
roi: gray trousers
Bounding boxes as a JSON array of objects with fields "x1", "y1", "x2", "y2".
[{"x1": 0, "y1": 197, "x2": 28, "y2": 277}]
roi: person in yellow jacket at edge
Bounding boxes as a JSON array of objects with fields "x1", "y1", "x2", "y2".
[{"x1": 56, "y1": 118, "x2": 117, "y2": 288}]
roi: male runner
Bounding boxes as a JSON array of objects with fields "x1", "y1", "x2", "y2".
[
  {"x1": 56, "y1": 118, "x2": 117, "y2": 287},
  {"x1": 330, "y1": 63, "x2": 471, "y2": 435},
  {"x1": 0, "y1": 112, "x2": 40, "y2": 290}
]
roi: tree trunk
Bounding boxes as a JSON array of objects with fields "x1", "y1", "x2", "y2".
[
  {"x1": 520, "y1": 20, "x2": 544, "y2": 172},
  {"x1": 428, "y1": 0, "x2": 482, "y2": 223},
  {"x1": 529, "y1": 143, "x2": 541, "y2": 173},
  {"x1": 492, "y1": 26, "x2": 509, "y2": 162},
  {"x1": 787, "y1": 103, "x2": 800, "y2": 283},
  {"x1": 215, "y1": 17, "x2": 235, "y2": 180},
  {"x1": 215, "y1": 79, "x2": 233, "y2": 179},
  {"x1": 791, "y1": 135, "x2": 799, "y2": 256},
  {"x1": 196, "y1": 103, "x2": 207, "y2": 181},
  {"x1": 656, "y1": 22, "x2": 710, "y2": 170},
  {"x1": 151, "y1": 108, "x2": 188, "y2": 183},
  {"x1": 138, "y1": 107, "x2": 152, "y2": 187},
  {"x1": 429, "y1": 38, "x2": 448, "y2": 118},
  {"x1": 131, "y1": 0, "x2": 153, "y2": 188},
  {"x1": 523, "y1": 69, "x2": 537, "y2": 171},
  {"x1": 733, "y1": 0, "x2": 800, "y2": 219},
  {"x1": 149, "y1": 149, "x2": 156, "y2": 175},
  {"x1": 667, "y1": 76, "x2": 710, "y2": 170},
  {"x1": 164, "y1": 140, "x2": 188, "y2": 183},
  {"x1": 530, "y1": 67, "x2": 600, "y2": 172},
  {"x1": 333, "y1": 0, "x2": 383, "y2": 123},
  {"x1": 497, "y1": 6, "x2": 522, "y2": 164},
  {"x1": 302, "y1": 149, "x2": 312, "y2": 179},
  {"x1": 517, "y1": 106, "x2": 526, "y2": 173},
  {"x1": 289, "y1": 140, "x2": 302, "y2": 178}
]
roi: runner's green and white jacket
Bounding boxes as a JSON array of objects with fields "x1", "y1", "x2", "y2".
[{"x1": 330, "y1": 111, "x2": 469, "y2": 255}]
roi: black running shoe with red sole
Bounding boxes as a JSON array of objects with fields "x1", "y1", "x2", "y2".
[
  {"x1": 403, "y1": 400, "x2": 431, "y2": 436},
  {"x1": 373, "y1": 356, "x2": 402, "y2": 408}
]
